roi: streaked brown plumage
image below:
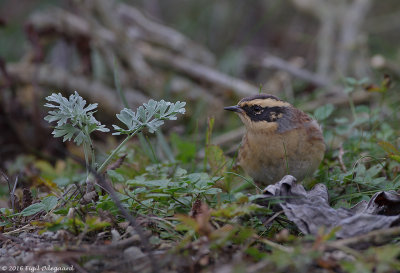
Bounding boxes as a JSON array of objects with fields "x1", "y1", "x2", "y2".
[{"x1": 224, "y1": 94, "x2": 325, "y2": 186}]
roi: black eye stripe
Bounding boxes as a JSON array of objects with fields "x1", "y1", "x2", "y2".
[
  {"x1": 242, "y1": 105, "x2": 285, "y2": 122},
  {"x1": 252, "y1": 105, "x2": 263, "y2": 112}
]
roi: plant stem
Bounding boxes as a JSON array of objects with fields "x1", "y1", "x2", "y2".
[
  {"x1": 226, "y1": 172, "x2": 262, "y2": 192},
  {"x1": 348, "y1": 95, "x2": 357, "y2": 121},
  {"x1": 144, "y1": 134, "x2": 158, "y2": 163},
  {"x1": 89, "y1": 138, "x2": 96, "y2": 171},
  {"x1": 138, "y1": 132, "x2": 157, "y2": 163},
  {"x1": 98, "y1": 128, "x2": 141, "y2": 173},
  {"x1": 83, "y1": 141, "x2": 90, "y2": 180},
  {"x1": 283, "y1": 140, "x2": 289, "y2": 175}
]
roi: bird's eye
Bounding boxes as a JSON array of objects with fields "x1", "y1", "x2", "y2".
[{"x1": 253, "y1": 105, "x2": 263, "y2": 114}]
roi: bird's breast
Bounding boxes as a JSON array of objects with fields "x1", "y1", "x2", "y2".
[{"x1": 238, "y1": 124, "x2": 325, "y2": 185}]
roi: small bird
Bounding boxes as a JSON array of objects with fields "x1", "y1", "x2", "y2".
[{"x1": 224, "y1": 94, "x2": 325, "y2": 186}]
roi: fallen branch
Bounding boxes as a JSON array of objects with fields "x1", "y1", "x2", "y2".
[
  {"x1": 259, "y1": 55, "x2": 335, "y2": 89},
  {"x1": 6, "y1": 63, "x2": 149, "y2": 113},
  {"x1": 117, "y1": 2, "x2": 215, "y2": 65},
  {"x1": 327, "y1": 226, "x2": 400, "y2": 249},
  {"x1": 139, "y1": 45, "x2": 258, "y2": 97},
  {"x1": 301, "y1": 90, "x2": 374, "y2": 112},
  {"x1": 250, "y1": 54, "x2": 375, "y2": 112},
  {"x1": 25, "y1": 5, "x2": 238, "y2": 106}
]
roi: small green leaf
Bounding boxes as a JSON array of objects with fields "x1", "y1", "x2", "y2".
[
  {"x1": 314, "y1": 104, "x2": 334, "y2": 121},
  {"x1": 107, "y1": 170, "x2": 125, "y2": 182},
  {"x1": 0, "y1": 221, "x2": 10, "y2": 227},
  {"x1": 343, "y1": 86, "x2": 354, "y2": 94},
  {"x1": 20, "y1": 203, "x2": 45, "y2": 216},
  {"x1": 41, "y1": 196, "x2": 59, "y2": 212},
  {"x1": 204, "y1": 188, "x2": 222, "y2": 195},
  {"x1": 365, "y1": 165, "x2": 383, "y2": 178},
  {"x1": 355, "y1": 105, "x2": 369, "y2": 113},
  {"x1": 334, "y1": 117, "x2": 349, "y2": 124},
  {"x1": 358, "y1": 77, "x2": 369, "y2": 85},
  {"x1": 345, "y1": 77, "x2": 357, "y2": 85},
  {"x1": 20, "y1": 196, "x2": 58, "y2": 216},
  {"x1": 127, "y1": 179, "x2": 170, "y2": 187}
]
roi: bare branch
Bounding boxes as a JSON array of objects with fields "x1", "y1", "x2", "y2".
[
  {"x1": 139, "y1": 45, "x2": 258, "y2": 97},
  {"x1": 327, "y1": 226, "x2": 400, "y2": 249},
  {"x1": 117, "y1": 3, "x2": 215, "y2": 65},
  {"x1": 6, "y1": 63, "x2": 149, "y2": 113},
  {"x1": 258, "y1": 55, "x2": 335, "y2": 89},
  {"x1": 301, "y1": 90, "x2": 374, "y2": 112}
]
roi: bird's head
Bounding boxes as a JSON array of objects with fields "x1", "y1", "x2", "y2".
[{"x1": 224, "y1": 94, "x2": 294, "y2": 133}]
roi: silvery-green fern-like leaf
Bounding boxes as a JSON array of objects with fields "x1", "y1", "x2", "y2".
[
  {"x1": 112, "y1": 99, "x2": 186, "y2": 136},
  {"x1": 44, "y1": 91, "x2": 109, "y2": 146}
]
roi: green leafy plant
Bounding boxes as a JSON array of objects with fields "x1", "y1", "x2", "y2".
[
  {"x1": 126, "y1": 164, "x2": 222, "y2": 215},
  {"x1": 313, "y1": 103, "x2": 334, "y2": 122},
  {"x1": 44, "y1": 91, "x2": 186, "y2": 176},
  {"x1": 16, "y1": 196, "x2": 58, "y2": 217},
  {"x1": 44, "y1": 92, "x2": 109, "y2": 175},
  {"x1": 342, "y1": 77, "x2": 369, "y2": 119},
  {"x1": 101, "y1": 99, "x2": 186, "y2": 171},
  {"x1": 44, "y1": 92, "x2": 110, "y2": 145}
]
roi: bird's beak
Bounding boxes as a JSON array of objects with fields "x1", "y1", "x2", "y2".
[{"x1": 224, "y1": 105, "x2": 242, "y2": 113}]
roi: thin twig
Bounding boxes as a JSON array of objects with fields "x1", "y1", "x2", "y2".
[
  {"x1": 0, "y1": 233, "x2": 24, "y2": 244},
  {"x1": 263, "y1": 211, "x2": 284, "y2": 227},
  {"x1": 91, "y1": 170, "x2": 160, "y2": 273},
  {"x1": 123, "y1": 188, "x2": 168, "y2": 215},
  {"x1": 10, "y1": 175, "x2": 19, "y2": 212},
  {"x1": 256, "y1": 236, "x2": 294, "y2": 253},
  {"x1": 0, "y1": 170, "x2": 11, "y2": 192},
  {"x1": 67, "y1": 259, "x2": 90, "y2": 273},
  {"x1": 171, "y1": 196, "x2": 191, "y2": 208},
  {"x1": 338, "y1": 145, "x2": 347, "y2": 172},
  {"x1": 3, "y1": 224, "x2": 33, "y2": 235}
]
